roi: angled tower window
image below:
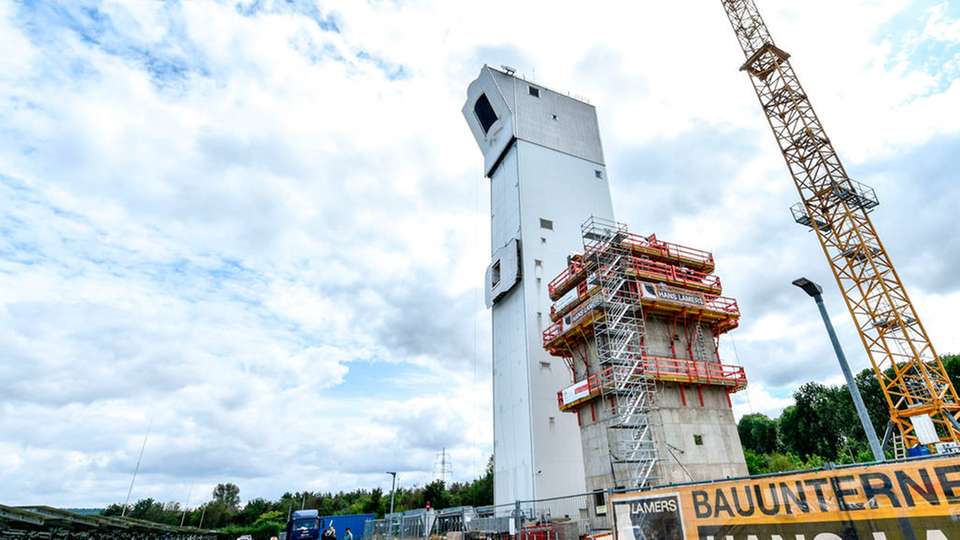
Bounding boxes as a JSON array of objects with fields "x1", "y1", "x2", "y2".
[
  {"x1": 491, "y1": 260, "x2": 501, "y2": 288},
  {"x1": 473, "y1": 93, "x2": 498, "y2": 134}
]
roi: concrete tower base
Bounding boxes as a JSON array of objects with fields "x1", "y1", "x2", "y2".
[{"x1": 577, "y1": 382, "x2": 746, "y2": 493}]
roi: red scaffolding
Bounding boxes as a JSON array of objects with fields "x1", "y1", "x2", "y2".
[{"x1": 557, "y1": 357, "x2": 748, "y2": 412}]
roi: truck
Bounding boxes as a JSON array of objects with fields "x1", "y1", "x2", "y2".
[
  {"x1": 285, "y1": 510, "x2": 374, "y2": 540},
  {"x1": 287, "y1": 510, "x2": 321, "y2": 540}
]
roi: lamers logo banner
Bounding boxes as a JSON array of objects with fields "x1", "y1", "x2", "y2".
[
  {"x1": 625, "y1": 494, "x2": 684, "y2": 540},
  {"x1": 639, "y1": 282, "x2": 705, "y2": 307},
  {"x1": 612, "y1": 456, "x2": 960, "y2": 540}
]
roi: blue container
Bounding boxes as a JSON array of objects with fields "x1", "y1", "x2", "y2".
[
  {"x1": 907, "y1": 445, "x2": 931, "y2": 457},
  {"x1": 321, "y1": 514, "x2": 376, "y2": 540}
]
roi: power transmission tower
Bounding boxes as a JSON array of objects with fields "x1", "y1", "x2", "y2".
[{"x1": 433, "y1": 448, "x2": 452, "y2": 483}]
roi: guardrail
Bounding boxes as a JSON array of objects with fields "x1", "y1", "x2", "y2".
[
  {"x1": 557, "y1": 356, "x2": 748, "y2": 410},
  {"x1": 631, "y1": 258, "x2": 722, "y2": 294},
  {"x1": 621, "y1": 232, "x2": 714, "y2": 270}
]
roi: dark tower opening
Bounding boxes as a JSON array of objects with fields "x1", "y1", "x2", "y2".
[{"x1": 473, "y1": 93, "x2": 498, "y2": 134}]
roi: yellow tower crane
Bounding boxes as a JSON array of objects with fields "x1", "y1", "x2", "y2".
[{"x1": 719, "y1": 0, "x2": 960, "y2": 452}]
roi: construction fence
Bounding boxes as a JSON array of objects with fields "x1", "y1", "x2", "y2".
[
  {"x1": 363, "y1": 455, "x2": 960, "y2": 540},
  {"x1": 364, "y1": 491, "x2": 611, "y2": 540}
]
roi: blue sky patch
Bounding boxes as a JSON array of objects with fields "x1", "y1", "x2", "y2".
[
  {"x1": 356, "y1": 50, "x2": 409, "y2": 81},
  {"x1": 235, "y1": 0, "x2": 342, "y2": 33},
  {"x1": 876, "y1": 1, "x2": 960, "y2": 93}
]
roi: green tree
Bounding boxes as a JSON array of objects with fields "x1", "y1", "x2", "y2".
[
  {"x1": 737, "y1": 413, "x2": 779, "y2": 454},
  {"x1": 766, "y1": 453, "x2": 803, "y2": 473},
  {"x1": 854, "y1": 367, "x2": 889, "y2": 436},
  {"x1": 102, "y1": 454, "x2": 497, "y2": 530},
  {"x1": 364, "y1": 488, "x2": 383, "y2": 515},
  {"x1": 942, "y1": 354, "x2": 960, "y2": 389},
  {"x1": 213, "y1": 483, "x2": 241, "y2": 512},
  {"x1": 201, "y1": 501, "x2": 232, "y2": 529},
  {"x1": 130, "y1": 498, "x2": 173, "y2": 524},
  {"x1": 778, "y1": 383, "x2": 845, "y2": 460},
  {"x1": 849, "y1": 356, "x2": 960, "y2": 444},
  {"x1": 422, "y1": 480, "x2": 451, "y2": 510},
  {"x1": 101, "y1": 503, "x2": 126, "y2": 517},
  {"x1": 742, "y1": 449, "x2": 769, "y2": 475},
  {"x1": 236, "y1": 498, "x2": 272, "y2": 526},
  {"x1": 254, "y1": 510, "x2": 284, "y2": 527}
]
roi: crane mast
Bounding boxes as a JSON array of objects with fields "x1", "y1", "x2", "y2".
[{"x1": 719, "y1": 0, "x2": 960, "y2": 450}]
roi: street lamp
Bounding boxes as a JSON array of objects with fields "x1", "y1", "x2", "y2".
[
  {"x1": 792, "y1": 277, "x2": 885, "y2": 462},
  {"x1": 386, "y1": 472, "x2": 397, "y2": 515}
]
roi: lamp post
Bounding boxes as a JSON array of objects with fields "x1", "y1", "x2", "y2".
[
  {"x1": 386, "y1": 472, "x2": 397, "y2": 515},
  {"x1": 792, "y1": 277, "x2": 885, "y2": 462}
]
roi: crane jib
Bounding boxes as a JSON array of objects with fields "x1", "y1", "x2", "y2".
[{"x1": 719, "y1": 0, "x2": 960, "y2": 450}]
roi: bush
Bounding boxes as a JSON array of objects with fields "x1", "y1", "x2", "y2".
[
  {"x1": 766, "y1": 453, "x2": 803, "y2": 473},
  {"x1": 218, "y1": 519, "x2": 283, "y2": 540},
  {"x1": 743, "y1": 449, "x2": 770, "y2": 475}
]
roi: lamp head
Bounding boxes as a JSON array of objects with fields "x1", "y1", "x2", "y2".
[{"x1": 792, "y1": 277, "x2": 823, "y2": 298}]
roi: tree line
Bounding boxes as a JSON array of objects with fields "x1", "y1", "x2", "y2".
[
  {"x1": 101, "y1": 355, "x2": 960, "y2": 534},
  {"x1": 102, "y1": 456, "x2": 493, "y2": 537},
  {"x1": 737, "y1": 354, "x2": 960, "y2": 474}
]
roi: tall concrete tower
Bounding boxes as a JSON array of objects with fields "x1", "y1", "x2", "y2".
[{"x1": 462, "y1": 66, "x2": 614, "y2": 506}]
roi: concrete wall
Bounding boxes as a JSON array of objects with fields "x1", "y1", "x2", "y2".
[
  {"x1": 463, "y1": 66, "x2": 615, "y2": 507},
  {"x1": 463, "y1": 66, "x2": 605, "y2": 177},
  {"x1": 571, "y1": 316, "x2": 747, "y2": 492},
  {"x1": 653, "y1": 383, "x2": 748, "y2": 485},
  {"x1": 515, "y1": 140, "x2": 613, "y2": 508}
]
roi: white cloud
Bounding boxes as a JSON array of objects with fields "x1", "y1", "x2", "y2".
[
  {"x1": 0, "y1": 0, "x2": 957, "y2": 508},
  {"x1": 732, "y1": 383, "x2": 795, "y2": 421}
]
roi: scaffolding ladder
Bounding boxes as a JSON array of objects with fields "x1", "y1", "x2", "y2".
[
  {"x1": 892, "y1": 434, "x2": 906, "y2": 460},
  {"x1": 582, "y1": 217, "x2": 660, "y2": 489}
]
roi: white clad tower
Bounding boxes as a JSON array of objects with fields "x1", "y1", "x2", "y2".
[{"x1": 462, "y1": 66, "x2": 615, "y2": 506}]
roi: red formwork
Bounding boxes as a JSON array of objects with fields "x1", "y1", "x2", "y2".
[
  {"x1": 556, "y1": 356, "x2": 748, "y2": 411},
  {"x1": 629, "y1": 258, "x2": 722, "y2": 295},
  {"x1": 549, "y1": 233, "x2": 717, "y2": 300}
]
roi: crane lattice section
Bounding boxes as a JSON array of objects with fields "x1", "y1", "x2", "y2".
[{"x1": 721, "y1": 0, "x2": 960, "y2": 447}]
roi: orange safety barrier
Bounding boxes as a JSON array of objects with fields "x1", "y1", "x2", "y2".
[
  {"x1": 550, "y1": 287, "x2": 740, "y2": 323},
  {"x1": 556, "y1": 356, "x2": 747, "y2": 411},
  {"x1": 548, "y1": 254, "x2": 721, "y2": 302},
  {"x1": 703, "y1": 295, "x2": 739, "y2": 314},
  {"x1": 631, "y1": 258, "x2": 722, "y2": 294},
  {"x1": 549, "y1": 234, "x2": 716, "y2": 299},
  {"x1": 641, "y1": 355, "x2": 746, "y2": 387},
  {"x1": 542, "y1": 321, "x2": 564, "y2": 344},
  {"x1": 547, "y1": 260, "x2": 585, "y2": 300},
  {"x1": 622, "y1": 232, "x2": 715, "y2": 270}
]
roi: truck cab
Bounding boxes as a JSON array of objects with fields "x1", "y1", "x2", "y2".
[{"x1": 288, "y1": 509, "x2": 321, "y2": 540}]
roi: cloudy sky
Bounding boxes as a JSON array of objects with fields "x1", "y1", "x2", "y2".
[{"x1": 2, "y1": 0, "x2": 959, "y2": 508}]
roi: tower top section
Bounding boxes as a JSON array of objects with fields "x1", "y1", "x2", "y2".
[{"x1": 462, "y1": 65, "x2": 605, "y2": 177}]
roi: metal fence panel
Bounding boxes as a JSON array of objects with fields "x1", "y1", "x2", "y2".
[{"x1": 362, "y1": 492, "x2": 613, "y2": 540}]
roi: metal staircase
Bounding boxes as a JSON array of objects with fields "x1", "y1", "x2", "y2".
[{"x1": 582, "y1": 217, "x2": 660, "y2": 489}]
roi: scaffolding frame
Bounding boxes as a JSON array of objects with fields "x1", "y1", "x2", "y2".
[{"x1": 581, "y1": 217, "x2": 659, "y2": 490}]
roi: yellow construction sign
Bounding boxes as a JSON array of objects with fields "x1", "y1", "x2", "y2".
[{"x1": 611, "y1": 456, "x2": 960, "y2": 540}]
